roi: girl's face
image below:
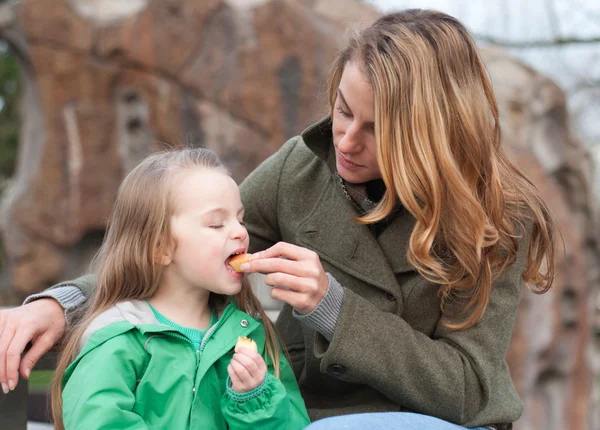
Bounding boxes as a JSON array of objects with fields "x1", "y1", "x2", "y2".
[
  {"x1": 161, "y1": 168, "x2": 249, "y2": 296},
  {"x1": 332, "y1": 61, "x2": 382, "y2": 184}
]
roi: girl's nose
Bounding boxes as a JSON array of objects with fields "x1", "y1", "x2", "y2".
[{"x1": 232, "y1": 221, "x2": 248, "y2": 241}]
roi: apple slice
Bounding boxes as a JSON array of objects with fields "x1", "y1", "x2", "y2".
[
  {"x1": 235, "y1": 336, "x2": 257, "y2": 353},
  {"x1": 228, "y1": 253, "x2": 251, "y2": 272}
]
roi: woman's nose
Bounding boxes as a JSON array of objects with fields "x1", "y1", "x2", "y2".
[{"x1": 337, "y1": 122, "x2": 362, "y2": 154}]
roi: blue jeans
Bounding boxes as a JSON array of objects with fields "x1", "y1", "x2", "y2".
[{"x1": 304, "y1": 412, "x2": 489, "y2": 430}]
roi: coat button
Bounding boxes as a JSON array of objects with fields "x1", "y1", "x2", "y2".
[
  {"x1": 386, "y1": 292, "x2": 397, "y2": 301},
  {"x1": 327, "y1": 364, "x2": 346, "y2": 376},
  {"x1": 192, "y1": 387, "x2": 196, "y2": 393},
  {"x1": 240, "y1": 319, "x2": 249, "y2": 327}
]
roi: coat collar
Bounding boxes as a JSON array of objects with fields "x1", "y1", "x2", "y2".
[
  {"x1": 298, "y1": 119, "x2": 417, "y2": 293},
  {"x1": 301, "y1": 116, "x2": 334, "y2": 165}
]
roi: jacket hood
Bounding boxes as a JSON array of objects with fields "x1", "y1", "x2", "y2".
[
  {"x1": 78, "y1": 300, "x2": 158, "y2": 350},
  {"x1": 77, "y1": 299, "x2": 251, "y2": 354}
]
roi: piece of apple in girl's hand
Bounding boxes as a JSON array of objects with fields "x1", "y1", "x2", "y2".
[
  {"x1": 228, "y1": 253, "x2": 252, "y2": 273},
  {"x1": 235, "y1": 336, "x2": 257, "y2": 353}
]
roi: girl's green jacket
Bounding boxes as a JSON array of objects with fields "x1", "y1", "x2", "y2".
[{"x1": 61, "y1": 300, "x2": 310, "y2": 429}]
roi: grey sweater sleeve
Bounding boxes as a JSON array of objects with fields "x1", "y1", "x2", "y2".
[
  {"x1": 292, "y1": 273, "x2": 344, "y2": 341},
  {"x1": 22, "y1": 286, "x2": 87, "y2": 325}
]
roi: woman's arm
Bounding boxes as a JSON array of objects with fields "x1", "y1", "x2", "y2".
[
  {"x1": 24, "y1": 274, "x2": 97, "y2": 308},
  {"x1": 244, "y1": 235, "x2": 529, "y2": 425},
  {"x1": 0, "y1": 275, "x2": 98, "y2": 390}
]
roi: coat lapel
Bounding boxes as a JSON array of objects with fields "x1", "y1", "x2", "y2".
[
  {"x1": 299, "y1": 116, "x2": 418, "y2": 293},
  {"x1": 296, "y1": 174, "x2": 416, "y2": 295}
]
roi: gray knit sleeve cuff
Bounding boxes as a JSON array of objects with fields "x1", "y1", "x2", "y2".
[
  {"x1": 292, "y1": 273, "x2": 344, "y2": 341},
  {"x1": 22, "y1": 286, "x2": 87, "y2": 325}
]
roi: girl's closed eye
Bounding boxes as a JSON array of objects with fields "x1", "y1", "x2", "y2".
[{"x1": 209, "y1": 224, "x2": 224, "y2": 229}]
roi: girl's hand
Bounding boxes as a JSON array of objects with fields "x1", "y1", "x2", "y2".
[
  {"x1": 241, "y1": 242, "x2": 328, "y2": 315},
  {"x1": 227, "y1": 347, "x2": 267, "y2": 393}
]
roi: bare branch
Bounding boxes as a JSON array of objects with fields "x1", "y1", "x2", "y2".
[
  {"x1": 545, "y1": 0, "x2": 561, "y2": 39},
  {"x1": 475, "y1": 35, "x2": 600, "y2": 48},
  {"x1": 568, "y1": 80, "x2": 600, "y2": 94}
]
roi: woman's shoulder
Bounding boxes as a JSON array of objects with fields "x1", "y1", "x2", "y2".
[{"x1": 260, "y1": 134, "x2": 321, "y2": 172}]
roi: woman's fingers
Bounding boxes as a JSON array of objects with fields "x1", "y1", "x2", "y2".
[
  {"x1": 251, "y1": 242, "x2": 318, "y2": 262},
  {"x1": 263, "y1": 272, "x2": 314, "y2": 293},
  {"x1": 0, "y1": 299, "x2": 66, "y2": 393},
  {"x1": 244, "y1": 241, "x2": 329, "y2": 314},
  {"x1": 270, "y1": 287, "x2": 316, "y2": 315},
  {"x1": 0, "y1": 322, "x2": 17, "y2": 393},
  {"x1": 242, "y1": 256, "x2": 307, "y2": 277}
]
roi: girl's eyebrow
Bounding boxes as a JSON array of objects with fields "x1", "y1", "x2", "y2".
[
  {"x1": 202, "y1": 206, "x2": 245, "y2": 216},
  {"x1": 203, "y1": 208, "x2": 226, "y2": 216}
]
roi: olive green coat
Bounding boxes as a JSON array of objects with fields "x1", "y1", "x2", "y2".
[{"x1": 239, "y1": 118, "x2": 526, "y2": 428}]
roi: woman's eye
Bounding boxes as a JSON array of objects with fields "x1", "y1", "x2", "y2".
[{"x1": 336, "y1": 106, "x2": 352, "y2": 118}]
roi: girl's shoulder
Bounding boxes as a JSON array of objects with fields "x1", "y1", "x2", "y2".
[{"x1": 77, "y1": 300, "x2": 157, "y2": 357}]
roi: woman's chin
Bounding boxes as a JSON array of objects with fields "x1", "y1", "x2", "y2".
[{"x1": 337, "y1": 169, "x2": 367, "y2": 184}]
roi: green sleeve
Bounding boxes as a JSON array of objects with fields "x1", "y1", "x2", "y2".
[
  {"x1": 62, "y1": 333, "x2": 148, "y2": 430},
  {"x1": 239, "y1": 137, "x2": 300, "y2": 254},
  {"x1": 221, "y1": 350, "x2": 311, "y2": 430}
]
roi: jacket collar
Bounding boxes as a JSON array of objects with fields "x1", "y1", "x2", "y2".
[
  {"x1": 301, "y1": 116, "x2": 336, "y2": 167},
  {"x1": 298, "y1": 118, "x2": 417, "y2": 294},
  {"x1": 79, "y1": 300, "x2": 261, "y2": 350}
]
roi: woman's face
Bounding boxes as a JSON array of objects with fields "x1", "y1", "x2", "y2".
[{"x1": 332, "y1": 61, "x2": 381, "y2": 184}]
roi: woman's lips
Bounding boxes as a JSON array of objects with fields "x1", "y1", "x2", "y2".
[{"x1": 337, "y1": 153, "x2": 363, "y2": 170}]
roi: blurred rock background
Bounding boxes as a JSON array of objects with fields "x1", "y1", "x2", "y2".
[{"x1": 0, "y1": 0, "x2": 598, "y2": 429}]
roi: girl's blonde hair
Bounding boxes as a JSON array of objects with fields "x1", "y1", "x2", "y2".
[
  {"x1": 328, "y1": 9, "x2": 555, "y2": 329},
  {"x1": 51, "y1": 148, "x2": 281, "y2": 429}
]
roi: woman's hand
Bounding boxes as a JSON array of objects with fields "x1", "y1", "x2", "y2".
[
  {"x1": 0, "y1": 299, "x2": 66, "y2": 393},
  {"x1": 241, "y1": 242, "x2": 329, "y2": 315},
  {"x1": 227, "y1": 347, "x2": 267, "y2": 393}
]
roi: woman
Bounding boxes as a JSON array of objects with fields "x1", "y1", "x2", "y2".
[{"x1": 0, "y1": 9, "x2": 554, "y2": 430}]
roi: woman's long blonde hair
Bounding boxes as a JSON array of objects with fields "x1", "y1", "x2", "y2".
[
  {"x1": 328, "y1": 9, "x2": 555, "y2": 329},
  {"x1": 51, "y1": 148, "x2": 281, "y2": 429}
]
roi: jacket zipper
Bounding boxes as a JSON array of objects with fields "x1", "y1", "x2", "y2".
[{"x1": 199, "y1": 321, "x2": 221, "y2": 354}]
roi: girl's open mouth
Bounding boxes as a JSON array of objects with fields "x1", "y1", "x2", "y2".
[{"x1": 225, "y1": 250, "x2": 247, "y2": 275}]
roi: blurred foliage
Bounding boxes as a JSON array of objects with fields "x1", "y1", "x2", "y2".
[
  {"x1": 0, "y1": 40, "x2": 20, "y2": 185},
  {"x1": 0, "y1": 7, "x2": 21, "y2": 279}
]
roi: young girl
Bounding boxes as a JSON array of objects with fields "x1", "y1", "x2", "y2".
[{"x1": 50, "y1": 148, "x2": 310, "y2": 430}]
